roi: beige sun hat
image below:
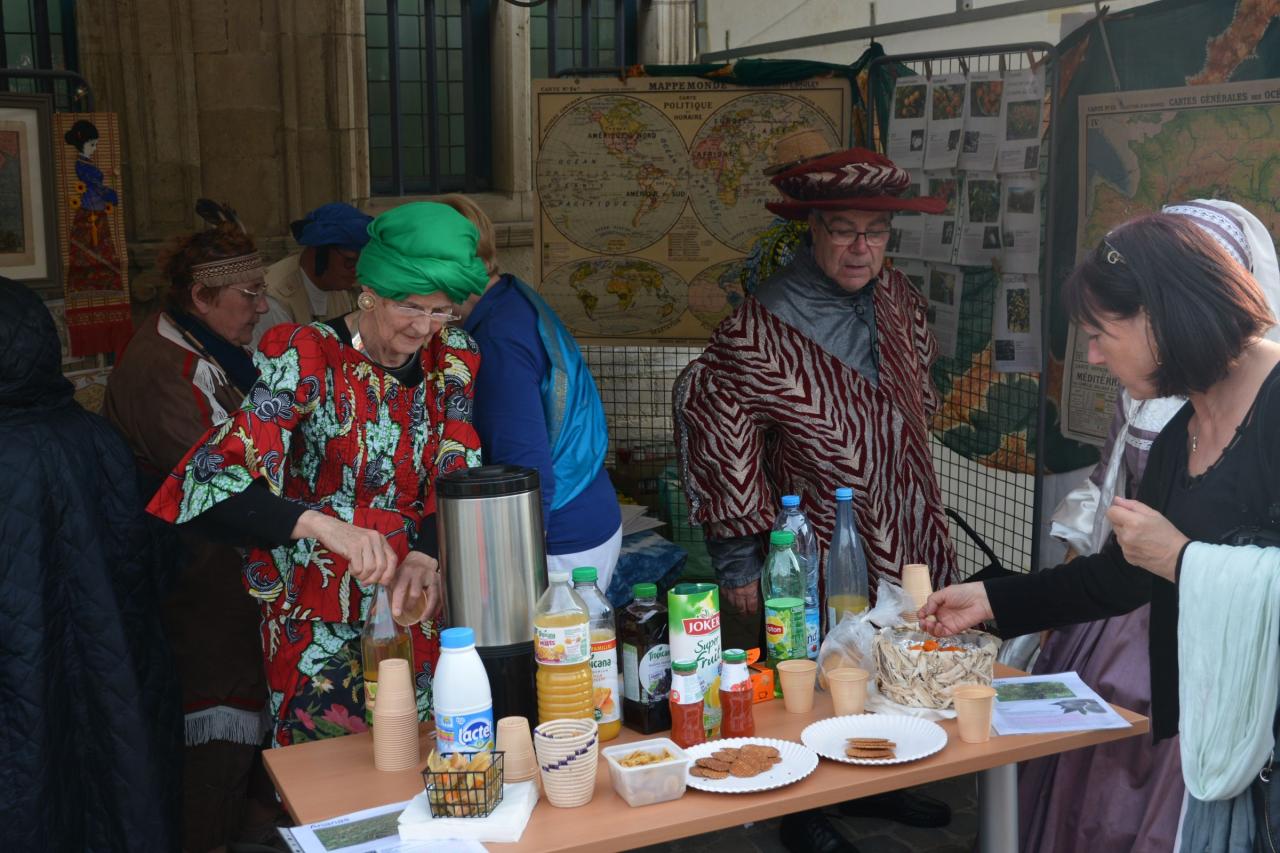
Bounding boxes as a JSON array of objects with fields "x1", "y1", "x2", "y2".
[{"x1": 762, "y1": 129, "x2": 839, "y2": 176}]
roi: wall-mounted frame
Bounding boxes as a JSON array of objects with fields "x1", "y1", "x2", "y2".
[{"x1": 0, "y1": 93, "x2": 60, "y2": 295}]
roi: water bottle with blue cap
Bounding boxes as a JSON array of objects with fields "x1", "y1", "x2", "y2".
[
  {"x1": 825, "y1": 486, "x2": 870, "y2": 630},
  {"x1": 772, "y1": 494, "x2": 820, "y2": 659}
]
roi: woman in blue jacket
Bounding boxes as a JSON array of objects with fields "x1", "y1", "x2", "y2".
[{"x1": 444, "y1": 195, "x2": 623, "y2": 592}]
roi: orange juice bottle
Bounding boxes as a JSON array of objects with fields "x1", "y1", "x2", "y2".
[
  {"x1": 534, "y1": 570, "x2": 594, "y2": 723},
  {"x1": 572, "y1": 567, "x2": 621, "y2": 741}
]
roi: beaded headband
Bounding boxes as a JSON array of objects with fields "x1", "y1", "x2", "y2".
[{"x1": 190, "y1": 252, "x2": 265, "y2": 288}]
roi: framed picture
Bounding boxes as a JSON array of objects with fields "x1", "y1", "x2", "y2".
[{"x1": 0, "y1": 93, "x2": 59, "y2": 294}]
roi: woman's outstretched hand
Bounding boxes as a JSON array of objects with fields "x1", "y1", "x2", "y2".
[
  {"x1": 293, "y1": 510, "x2": 398, "y2": 586},
  {"x1": 918, "y1": 582, "x2": 994, "y2": 637}
]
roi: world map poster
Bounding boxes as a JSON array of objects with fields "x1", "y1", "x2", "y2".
[
  {"x1": 533, "y1": 76, "x2": 850, "y2": 342},
  {"x1": 1061, "y1": 77, "x2": 1280, "y2": 445}
]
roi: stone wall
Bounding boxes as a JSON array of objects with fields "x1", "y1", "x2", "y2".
[
  {"x1": 76, "y1": 0, "x2": 368, "y2": 246},
  {"x1": 74, "y1": 0, "x2": 693, "y2": 306}
]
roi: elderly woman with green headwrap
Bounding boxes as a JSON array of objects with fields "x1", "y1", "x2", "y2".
[{"x1": 149, "y1": 202, "x2": 489, "y2": 746}]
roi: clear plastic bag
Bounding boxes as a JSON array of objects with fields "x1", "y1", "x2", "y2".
[{"x1": 816, "y1": 579, "x2": 908, "y2": 690}]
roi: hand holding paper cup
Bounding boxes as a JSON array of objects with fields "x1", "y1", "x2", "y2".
[{"x1": 901, "y1": 563, "x2": 933, "y2": 613}]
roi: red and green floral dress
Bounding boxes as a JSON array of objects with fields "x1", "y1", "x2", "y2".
[{"x1": 148, "y1": 322, "x2": 482, "y2": 746}]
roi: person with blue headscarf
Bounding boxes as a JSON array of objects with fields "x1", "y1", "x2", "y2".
[{"x1": 252, "y1": 201, "x2": 374, "y2": 346}]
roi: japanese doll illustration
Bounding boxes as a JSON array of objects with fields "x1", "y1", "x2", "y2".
[{"x1": 63, "y1": 119, "x2": 122, "y2": 293}]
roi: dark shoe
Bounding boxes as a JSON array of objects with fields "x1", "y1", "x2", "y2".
[
  {"x1": 838, "y1": 788, "x2": 951, "y2": 828},
  {"x1": 780, "y1": 810, "x2": 862, "y2": 853}
]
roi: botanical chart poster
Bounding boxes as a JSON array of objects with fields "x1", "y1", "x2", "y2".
[{"x1": 533, "y1": 76, "x2": 851, "y2": 343}]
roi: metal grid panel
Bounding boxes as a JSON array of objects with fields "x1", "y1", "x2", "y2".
[
  {"x1": 871, "y1": 46, "x2": 1054, "y2": 577},
  {"x1": 581, "y1": 344, "x2": 708, "y2": 568},
  {"x1": 583, "y1": 341, "x2": 1037, "y2": 580}
]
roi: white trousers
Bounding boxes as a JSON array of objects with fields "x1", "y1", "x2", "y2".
[{"x1": 547, "y1": 524, "x2": 624, "y2": 594}]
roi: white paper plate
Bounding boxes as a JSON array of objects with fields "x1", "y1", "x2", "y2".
[
  {"x1": 801, "y1": 715, "x2": 948, "y2": 766},
  {"x1": 683, "y1": 737, "x2": 818, "y2": 794}
]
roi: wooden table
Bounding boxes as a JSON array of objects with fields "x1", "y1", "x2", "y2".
[{"x1": 265, "y1": 669, "x2": 1148, "y2": 853}]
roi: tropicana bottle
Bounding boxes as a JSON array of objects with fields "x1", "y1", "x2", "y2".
[
  {"x1": 533, "y1": 570, "x2": 594, "y2": 724},
  {"x1": 572, "y1": 566, "x2": 622, "y2": 741}
]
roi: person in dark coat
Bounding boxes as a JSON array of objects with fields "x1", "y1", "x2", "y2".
[{"x1": 0, "y1": 278, "x2": 181, "y2": 851}]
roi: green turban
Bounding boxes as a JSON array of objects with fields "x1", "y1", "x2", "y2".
[{"x1": 355, "y1": 202, "x2": 490, "y2": 303}]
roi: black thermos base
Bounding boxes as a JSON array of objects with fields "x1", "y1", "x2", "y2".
[{"x1": 477, "y1": 641, "x2": 537, "y2": 723}]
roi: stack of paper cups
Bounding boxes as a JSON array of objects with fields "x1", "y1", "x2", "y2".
[
  {"x1": 496, "y1": 716, "x2": 538, "y2": 783},
  {"x1": 533, "y1": 718, "x2": 598, "y2": 807},
  {"x1": 373, "y1": 658, "x2": 421, "y2": 771},
  {"x1": 901, "y1": 563, "x2": 933, "y2": 614}
]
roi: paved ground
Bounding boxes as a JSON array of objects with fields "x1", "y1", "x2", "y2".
[{"x1": 635, "y1": 775, "x2": 978, "y2": 853}]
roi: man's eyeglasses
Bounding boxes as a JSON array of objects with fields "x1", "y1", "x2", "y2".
[
  {"x1": 229, "y1": 284, "x2": 268, "y2": 301},
  {"x1": 816, "y1": 215, "x2": 892, "y2": 248},
  {"x1": 387, "y1": 300, "x2": 461, "y2": 324}
]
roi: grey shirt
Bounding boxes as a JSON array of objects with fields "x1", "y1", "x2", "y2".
[
  {"x1": 754, "y1": 245, "x2": 880, "y2": 386},
  {"x1": 709, "y1": 246, "x2": 882, "y2": 588}
]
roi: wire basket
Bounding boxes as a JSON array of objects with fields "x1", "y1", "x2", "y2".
[{"x1": 423, "y1": 751, "x2": 505, "y2": 818}]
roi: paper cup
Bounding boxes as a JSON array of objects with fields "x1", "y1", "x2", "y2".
[
  {"x1": 392, "y1": 590, "x2": 429, "y2": 627},
  {"x1": 777, "y1": 659, "x2": 818, "y2": 714},
  {"x1": 372, "y1": 658, "x2": 418, "y2": 715},
  {"x1": 827, "y1": 667, "x2": 870, "y2": 716},
  {"x1": 953, "y1": 683, "x2": 996, "y2": 743},
  {"x1": 901, "y1": 563, "x2": 933, "y2": 612},
  {"x1": 373, "y1": 710, "x2": 421, "y2": 771},
  {"x1": 497, "y1": 716, "x2": 537, "y2": 782}
]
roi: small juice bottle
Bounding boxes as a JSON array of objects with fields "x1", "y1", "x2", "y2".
[
  {"x1": 534, "y1": 570, "x2": 594, "y2": 723},
  {"x1": 718, "y1": 648, "x2": 755, "y2": 738},
  {"x1": 669, "y1": 659, "x2": 706, "y2": 749}
]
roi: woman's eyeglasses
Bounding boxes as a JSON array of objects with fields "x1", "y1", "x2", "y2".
[{"x1": 386, "y1": 300, "x2": 461, "y2": 324}]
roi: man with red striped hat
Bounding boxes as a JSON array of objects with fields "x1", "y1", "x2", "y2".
[{"x1": 675, "y1": 144, "x2": 960, "y2": 852}]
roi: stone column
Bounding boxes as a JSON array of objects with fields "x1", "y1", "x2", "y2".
[
  {"x1": 638, "y1": 0, "x2": 698, "y2": 65},
  {"x1": 491, "y1": 2, "x2": 531, "y2": 200}
]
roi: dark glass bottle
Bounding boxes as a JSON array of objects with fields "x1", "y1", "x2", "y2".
[{"x1": 618, "y1": 583, "x2": 672, "y2": 733}]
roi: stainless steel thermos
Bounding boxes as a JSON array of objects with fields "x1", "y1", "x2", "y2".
[{"x1": 436, "y1": 465, "x2": 546, "y2": 722}]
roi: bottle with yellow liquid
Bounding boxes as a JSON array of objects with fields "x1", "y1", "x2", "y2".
[
  {"x1": 825, "y1": 487, "x2": 870, "y2": 631},
  {"x1": 762, "y1": 531, "x2": 806, "y2": 698},
  {"x1": 533, "y1": 570, "x2": 594, "y2": 724},
  {"x1": 360, "y1": 584, "x2": 415, "y2": 724},
  {"x1": 572, "y1": 567, "x2": 621, "y2": 741}
]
